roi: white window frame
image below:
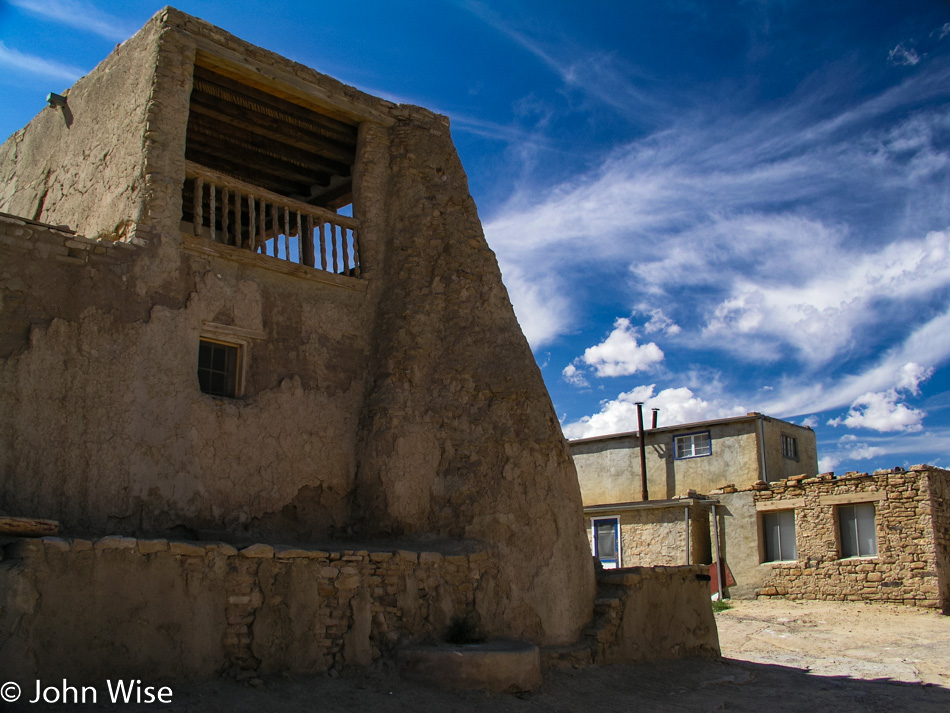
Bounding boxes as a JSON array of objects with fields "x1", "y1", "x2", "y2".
[
  {"x1": 674, "y1": 431, "x2": 712, "y2": 459},
  {"x1": 761, "y1": 509, "x2": 798, "y2": 563},
  {"x1": 838, "y1": 503, "x2": 878, "y2": 559},
  {"x1": 591, "y1": 516, "x2": 621, "y2": 569}
]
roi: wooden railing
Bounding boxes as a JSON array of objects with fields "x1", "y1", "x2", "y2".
[{"x1": 183, "y1": 161, "x2": 360, "y2": 278}]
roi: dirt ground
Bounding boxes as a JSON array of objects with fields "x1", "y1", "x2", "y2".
[{"x1": 11, "y1": 599, "x2": 950, "y2": 712}]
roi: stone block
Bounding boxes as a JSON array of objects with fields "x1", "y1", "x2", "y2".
[
  {"x1": 169, "y1": 541, "x2": 205, "y2": 557},
  {"x1": 137, "y1": 539, "x2": 169, "y2": 554},
  {"x1": 95, "y1": 536, "x2": 137, "y2": 550},
  {"x1": 240, "y1": 544, "x2": 274, "y2": 559}
]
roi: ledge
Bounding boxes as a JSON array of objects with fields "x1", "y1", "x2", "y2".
[{"x1": 182, "y1": 233, "x2": 366, "y2": 291}]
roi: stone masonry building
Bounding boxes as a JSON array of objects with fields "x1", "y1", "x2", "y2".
[{"x1": 713, "y1": 465, "x2": 949, "y2": 610}]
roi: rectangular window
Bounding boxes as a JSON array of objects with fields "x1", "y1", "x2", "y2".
[
  {"x1": 838, "y1": 503, "x2": 878, "y2": 558},
  {"x1": 781, "y1": 434, "x2": 799, "y2": 460},
  {"x1": 762, "y1": 510, "x2": 797, "y2": 562},
  {"x1": 592, "y1": 517, "x2": 620, "y2": 569},
  {"x1": 674, "y1": 432, "x2": 712, "y2": 459},
  {"x1": 197, "y1": 338, "x2": 240, "y2": 398}
]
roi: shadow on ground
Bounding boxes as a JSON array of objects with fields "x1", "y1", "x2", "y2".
[{"x1": 8, "y1": 656, "x2": 950, "y2": 713}]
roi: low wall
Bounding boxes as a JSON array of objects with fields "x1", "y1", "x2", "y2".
[
  {"x1": 594, "y1": 565, "x2": 720, "y2": 663},
  {"x1": 0, "y1": 535, "x2": 496, "y2": 681},
  {"x1": 731, "y1": 466, "x2": 949, "y2": 610}
]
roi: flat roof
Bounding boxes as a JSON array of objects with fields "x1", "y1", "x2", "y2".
[{"x1": 567, "y1": 411, "x2": 812, "y2": 446}]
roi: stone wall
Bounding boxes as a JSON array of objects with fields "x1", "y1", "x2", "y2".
[
  {"x1": 742, "y1": 466, "x2": 949, "y2": 610},
  {"x1": 0, "y1": 535, "x2": 496, "y2": 681},
  {"x1": 584, "y1": 501, "x2": 711, "y2": 568}
]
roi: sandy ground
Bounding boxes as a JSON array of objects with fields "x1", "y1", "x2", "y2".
[{"x1": 10, "y1": 599, "x2": 950, "y2": 712}]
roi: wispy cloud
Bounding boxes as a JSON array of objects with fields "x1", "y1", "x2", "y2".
[
  {"x1": 888, "y1": 42, "x2": 921, "y2": 67},
  {"x1": 9, "y1": 0, "x2": 133, "y2": 42},
  {"x1": 453, "y1": 0, "x2": 667, "y2": 123},
  {"x1": 0, "y1": 41, "x2": 85, "y2": 81}
]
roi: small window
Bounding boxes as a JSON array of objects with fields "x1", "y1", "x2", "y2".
[
  {"x1": 592, "y1": 517, "x2": 621, "y2": 569},
  {"x1": 762, "y1": 510, "x2": 797, "y2": 562},
  {"x1": 781, "y1": 434, "x2": 799, "y2": 460},
  {"x1": 674, "y1": 432, "x2": 711, "y2": 459},
  {"x1": 197, "y1": 338, "x2": 241, "y2": 398},
  {"x1": 838, "y1": 503, "x2": 878, "y2": 558}
]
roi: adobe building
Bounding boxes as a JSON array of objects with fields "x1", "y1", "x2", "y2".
[
  {"x1": 0, "y1": 8, "x2": 719, "y2": 682},
  {"x1": 571, "y1": 413, "x2": 817, "y2": 569}
]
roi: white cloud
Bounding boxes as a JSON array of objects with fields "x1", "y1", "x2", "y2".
[
  {"x1": 701, "y1": 228, "x2": 950, "y2": 365},
  {"x1": 499, "y1": 264, "x2": 573, "y2": 348},
  {"x1": 0, "y1": 41, "x2": 85, "y2": 82},
  {"x1": 561, "y1": 363, "x2": 589, "y2": 388},
  {"x1": 641, "y1": 307, "x2": 682, "y2": 336},
  {"x1": 579, "y1": 318, "x2": 664, "y2": 377},
  {"x1": 888, "y1": 43, "x2": 921, "y2": 66},
  {"x1": 562, "y1": 384, "x2": 746, "y2": 439},
  {"x1": 828, "y1": 390, "x2": 926, "y2": 432},
  {"x1": 800, "y1": 416, "x2": 818, "y2": 428},
  {"x1": 9, "y1": 0, "x2": 132, "y2": 41},
  {"x1": 895, "y1": 362, "x2": 933, "y2": 394}
]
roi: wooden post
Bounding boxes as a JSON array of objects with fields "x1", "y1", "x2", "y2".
[
  {"x1": 318, "y1": 219, "x2": 328, "y2": 270},
  {"x1": 209, "y1": 184, "x2": 216, "y2": 242},
  {"x1": 331, "y1": 222, "x2": 340, "y2": 274},
  {"x1": 193, "y1": 177, "x2": 203, "y2": 237}
]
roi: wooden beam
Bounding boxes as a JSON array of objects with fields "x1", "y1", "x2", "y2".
[
  {"x1": 192, "y1": 65, "x2": 358, "y2": 146},
  {"x1": 192, "y1": 46, "x2": 395, "y2": 127},
  {"x1": 0, "y1": 516, "x2": 59, "y2": 536},
  {"x1": 187, "y1": 111, "x2": 350, "y2": 177},
  {"x1": 188, "y1": 92, "x2": 355, "y2": 166},
  {"x1": 186, "y1": 119, "x2": 336, "y2": 185},
  {"x1": 184, "y1": 147, "x2": 312, "y2": 197}
]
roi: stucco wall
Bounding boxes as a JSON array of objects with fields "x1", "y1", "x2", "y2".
[
  {"x1": 573, "y1": 420, "x2": 761, "y2": 504},
  {"x1": 0, "y1": 15, "x2": 163, "y2": 242},
  {"x1": 760, "y1": 417, "x2": 819, "y2": 482},
  {"x1": 596, "y1": 567, "x2": 720, "y2": 663},
  {"x1": 713, "y1": 490, "x2": 769, "y2": 599},
  {"x1": 0, "y1": 7, "x2": 594, "y2": 650}
]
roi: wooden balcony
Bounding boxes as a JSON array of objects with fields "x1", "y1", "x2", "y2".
[{"x1": 182, "y1": 161, "x2": 360, "y2": 278}]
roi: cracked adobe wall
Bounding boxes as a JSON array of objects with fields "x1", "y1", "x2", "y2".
[{"x1": 0, "y1": 7, "x2": 595, "y2": 647}]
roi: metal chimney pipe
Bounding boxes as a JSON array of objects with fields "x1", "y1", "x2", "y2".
[
  {"x1": 636, "y1": 402, "x2": 649, "y2": 501},
  {"x1": 651, "y1": 408, "x2": 659, "y2": 429}
]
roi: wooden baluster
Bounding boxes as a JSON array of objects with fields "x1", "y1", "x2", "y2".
[
  {"x1": 258, "y1": 201, "x2": 266, "y2": 253},
  {"x1": 221, "y1": 189, "x2": 229, "y2": 245},
  {"x1": 341, "y1": 223, "x2": 350, "y2": 275},
  {"x1": 193, "y1": 177, "x2": 203, "y2": 237},
  {"x1": 331, "y1": 222, "x2": 340, "y2": 274},
  {"x1": 283, "y1": 206, "x2": 290, "y2": 261},
  {"x1": 303, "y1": 214, "x2": 315, "y2": 267},
  {"x1": 318, "y1": 219, "x2": 328, "y2": 270},
  {"x1": 296, "y1": 209, "x2": 304, "y2": 264},
  {"x1": 247, "y1": 193, "x2": 255, "y2": 250},
  {"x1": 351, "y1": 228, "x2": 361, "y2": 278},
  {"x1": 209, "y1": 184, "x2": 216, "y2": 242},
  {"x1": 232, "y1": 190, "x2": 241, "y2": 247}
]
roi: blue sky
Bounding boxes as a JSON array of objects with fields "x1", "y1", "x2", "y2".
[{"x1": 1, "y1": 1, "x2": 949, "y2": 475}]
